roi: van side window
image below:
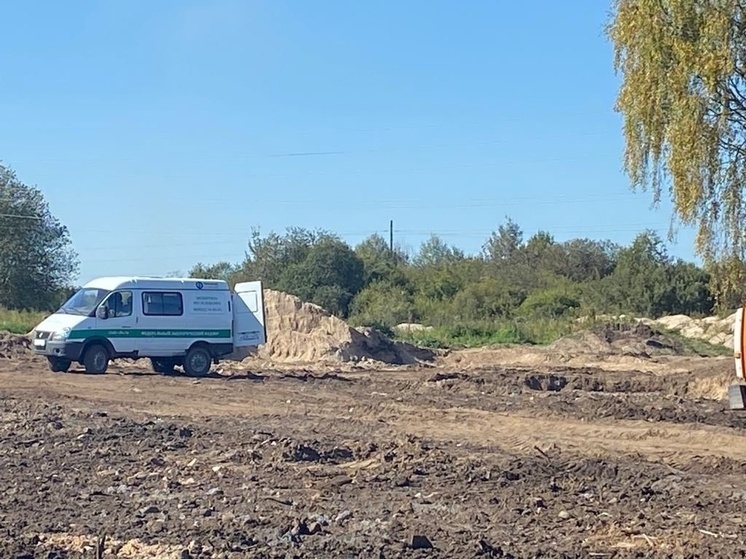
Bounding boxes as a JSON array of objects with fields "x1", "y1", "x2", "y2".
[
  {"x1": 142, "y1": 291, "x2": 183, "y2": 316},
  {"x1": 107, "y1": 291, "x2": 133, "y2": 318}
]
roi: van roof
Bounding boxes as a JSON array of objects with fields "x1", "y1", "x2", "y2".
[{"x1": 82, "y1": 276, "x2": 230, "y2": 291}]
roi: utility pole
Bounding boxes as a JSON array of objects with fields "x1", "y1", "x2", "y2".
[{"x1": 389, "y1": 220, "x2": 394, "y2": 253}]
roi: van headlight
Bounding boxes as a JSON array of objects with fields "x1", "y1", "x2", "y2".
[{"x1": 50, "y1": 328, "x2": 71, "y2": 341}]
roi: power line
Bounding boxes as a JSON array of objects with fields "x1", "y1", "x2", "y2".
[
  {"x1": 68, "y1": 224, "x2": 678, "y2": 255},
  {"x1": 0, "y1": 154, "x2": 621, "y2": 184},
  {"x1": 254, "y1": 110, "x2": 616, "y2": 139},
  {"x1": 78, "y1": 252, "x2": 248, "y2": 265},
  {"x1": 3, "y1": 111, "x2": 617, "y2": 164},
  {"x1": 55, "y1": 192, "x2": 649, "y2": 214},
  {"x1": 262, "y1": 129, "x2": 615, "y2": 159},
  {"x1": 76, "y1": 231, "x2": 390, "y2": 252},
  {"x1": 255, "y1": 194, "x2": 637, "y2": 208},
  {"x1": 0, "y1": 191, "x2": 658, "y2": 229}
]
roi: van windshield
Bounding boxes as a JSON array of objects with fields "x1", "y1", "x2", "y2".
[{"x1": 58, "y1": 288, "x2": 111, "y2": 316}]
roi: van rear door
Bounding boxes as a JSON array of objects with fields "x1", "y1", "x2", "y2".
[
  {"x1": 736, "y1": 306, "x2": 745, "y2": 380},
  {"x1": 232, "y1": 281, "x2": 267, "y2": 347}
]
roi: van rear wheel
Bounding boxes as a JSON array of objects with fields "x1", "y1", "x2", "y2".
[
  {"x1": 184, "y1": 346, "x2": 211, "y2": 377},
  {"x1": 83, "y1": 344, "x2": 109, "y2": 374}
]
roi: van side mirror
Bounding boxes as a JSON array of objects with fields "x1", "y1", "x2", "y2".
[{"x1": 96, "y1": 306, "x2": 109, "y2": 320}]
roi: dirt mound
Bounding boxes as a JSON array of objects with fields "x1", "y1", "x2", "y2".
[
  {"x1": 550, "y1": 322, "x2": 687, "y2": 358},
  {"x1": 591, "y1": 321, "x2": 687, "y2": 355},
  {"x1": 0, "y1": 333, "x2": 30, "y2": 358},
  {"x1": 251, "y1": 290, "x2": 437, "y2": 366},
  {"x1": 589, "y1": 311, "x2": 737, "y2": 348}
]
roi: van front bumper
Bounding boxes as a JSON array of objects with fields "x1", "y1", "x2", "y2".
[{"x1": 32, "y1": 339, "x2": 84, "y2": 361}]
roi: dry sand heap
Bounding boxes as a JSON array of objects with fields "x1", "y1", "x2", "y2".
[
  {"x1": 647, "y1": 313, "x2": 736, "y2": 347},
  {"x1": 249, "y1": 289, "x2": 437, "y2": 366}
]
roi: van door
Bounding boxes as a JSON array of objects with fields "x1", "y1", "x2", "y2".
[
  {"x1": 96, "y1": 290, "x2": 137, "y2": 355},
  {"x1": 232, "y1": 282, "x2": 266, "y2": 347},
  {"x1": 137, "y1": 290, "x2": 187, "y2": 356}
]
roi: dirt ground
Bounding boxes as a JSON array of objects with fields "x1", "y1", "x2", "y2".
[{"x1": 1, "y1": 344, "x2": 746, "y2": 558}]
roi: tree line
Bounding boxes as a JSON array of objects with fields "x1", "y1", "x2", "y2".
[
  {"x1": 188, "y1": 222, "x2": 727, "y2": 330},
  {"x1": 0, "y1": 160, "x2": 744, "y2": 328}
]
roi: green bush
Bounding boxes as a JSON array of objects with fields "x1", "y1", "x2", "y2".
[
  {"x1": 348, "y1": 281, "x2": 416, "y2": 328},
  {"x1": 517, "y1": 287, "x2": 581, "y2": 318}
]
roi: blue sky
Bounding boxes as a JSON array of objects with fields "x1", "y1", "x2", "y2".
[{"x1": 1, "y1": 1, "x2": 697, "y2": 284}]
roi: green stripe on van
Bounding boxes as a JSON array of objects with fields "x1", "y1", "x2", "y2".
[{"x1": 68, "y1": 329, "x2": 232, "y2": 340}]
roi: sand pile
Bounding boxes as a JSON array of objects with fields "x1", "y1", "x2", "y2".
[
  {"x1": 651, "y1": 313, "x2": 735, "y2": 347},
  {"x1": 249, "y1": 289, "x2": 437, "y2": 366}
]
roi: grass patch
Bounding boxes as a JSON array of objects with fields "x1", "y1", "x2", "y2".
[
  {"x1": 660, "y1": 328, "x2": 732, "y2": 357},
  {"x1": 393, "y1": 318, "x2": 579, "y2": 349},
  {"x1": 0, "y1": 308, "x2": 46, "y2": 335},
  {"x1": 392, "y1": 316, "x2": 734, "y2": 356}
]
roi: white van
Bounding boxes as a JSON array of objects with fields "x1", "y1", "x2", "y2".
[{"x1": 31, "y1": 276, "x2": 266, "y2": 377}]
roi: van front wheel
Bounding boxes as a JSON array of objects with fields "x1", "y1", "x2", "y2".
[
  {"x1": 184, "y1": 346, "x2": 211, "y2": 377},
  {"x1": 83, "y1": 344, "x2": 109, "y2": 374}
]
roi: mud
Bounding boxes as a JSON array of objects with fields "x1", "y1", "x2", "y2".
[{"x1": 1, "y1": 351, "x2": 745, "y2": 558}]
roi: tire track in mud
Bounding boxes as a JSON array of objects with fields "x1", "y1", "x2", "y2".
[
  {"x1": 2, "y1": 363, "x2": 746, "y2": 461},
  {"x1": 383, "y1": 366, "x2": 746, "y2": 431},
  {"x1": 329, "y1": 366, "x2": 746, "y2": 465},
  {"x1": 377, "y1": 402, "x2": 746, "y2": 463}
]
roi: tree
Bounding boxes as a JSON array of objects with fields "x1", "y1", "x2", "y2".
[
  {"x1": 413, "y1": 234, "x2": 464, "y2": 267},
  {"x1": 665, "y1": 260, "x2": 713, "y2": 316},
  {"x1": 524, "y1": 231, "x2": 555, "y2": 261},
  {"x1": 188, "y1": 261, "x2": 239, "y2": 283},
  {"x1": 706, "y1": 256, "x2": 746, "y2": 311},
  {"x1": 606, "y1": 231, "x2": 672, "y2": 316},
  {"x1": 482, "y1": 217, "x2": 523, "y2": 262},
  {"x1": 607, "y1": 0, "x2": 746, "y2": 290},
  {"x1": 278, "y1": 238, "x2": 365, "y2": 317},
  {"x1": 0, "y1": 164, "x2": 78, "y2": 310},
  {"x1": 558, "y1": 239, "x2": 619, "y2": 282},
  {"x1": 355, "y1": 233, "x2": 408, "y2": 286},
  {"x1": 236, "y1": 226, "x2": 338, "y2": 286}
]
